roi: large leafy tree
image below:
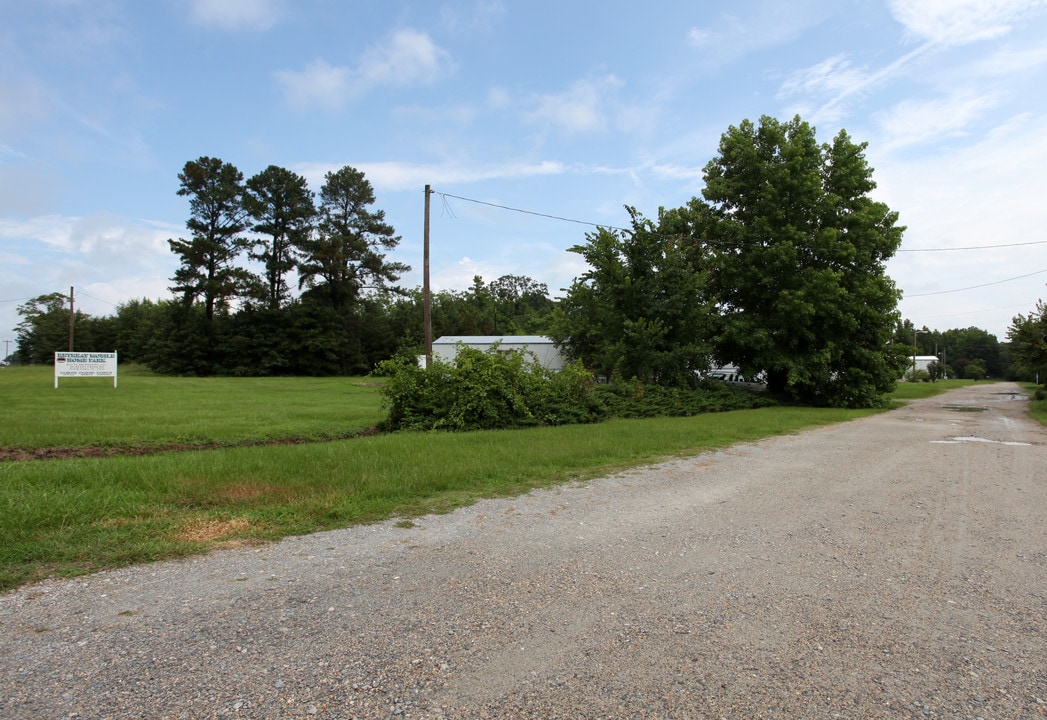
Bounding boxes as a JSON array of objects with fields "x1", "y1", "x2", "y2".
[
  {"x1": 940, "y1": 326, "x2": 1002, "y2": 378},
  {"x1": 168, "y1": 157, "x2": 251, "y2": 321},
  {"x1": 1007, "y1": 300, "x2": 1047, "y2": 382},
  {"x1": 243, "y1": 165, "x2": 316, "y2": 310},
  {"x1": 551, "y1": 207, "x2": 716, "y2": 386},
  {"x1": 298, "y1": 166, "x2": 409, "y2": 313},
  {"x1": 14, "y1": 292, "x2": 81, "y2": 364},
  {"x1": 698, "y1": 115, "x2": 906, "y2": 407}
]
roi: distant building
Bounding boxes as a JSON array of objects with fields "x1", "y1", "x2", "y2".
[
  {"x1": 427, "y1": 335, "x2": 565, "y2": 371},
  {"x1": 907, "y1": 355, "x2": 943, "y2": 378}
]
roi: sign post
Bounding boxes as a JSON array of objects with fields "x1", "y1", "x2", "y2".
[{"x1": 54, "y1": 352, "x2": 118, "y2": 388}]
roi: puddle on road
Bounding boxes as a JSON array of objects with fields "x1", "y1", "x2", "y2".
[
  {"x1": 940, "y1": 405, "x2": 988, "y2": 412},
  {"x1": 930, "y1": 436, "x2": 1031, "y2": 446}
]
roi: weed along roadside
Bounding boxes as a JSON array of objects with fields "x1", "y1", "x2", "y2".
[{"x1": 0, "y1": 367, "x2": 982, "y2": 591}]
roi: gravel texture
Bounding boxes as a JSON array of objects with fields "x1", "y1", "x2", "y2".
[{"x1": 2, "y1": 382, "x2": 1045, "y2": 719}]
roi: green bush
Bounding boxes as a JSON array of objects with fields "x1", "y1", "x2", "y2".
[
  {"x1": 904, "y1": 368, "x2": 931, "y2": 383},
  {"x1": 376, "y1": 347, "x2": 772, "y2": 432},
  {"x1": 376, "y1": 347, "x2": 605, "y2": 431},
  {"x1": 594, "y1": 379, "x2": 772, "y2": 417}
]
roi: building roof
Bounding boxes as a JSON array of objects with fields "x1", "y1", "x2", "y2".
[{"x1": 432, "y1": 335, "x2": 554, "y2": 345}]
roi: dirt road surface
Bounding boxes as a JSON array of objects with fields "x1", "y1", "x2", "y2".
[{"x1": 2, "y1": 382, "x2": 1045, "y2": 719}]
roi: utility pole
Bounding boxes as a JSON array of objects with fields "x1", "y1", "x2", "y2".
[
  {"x1": 68, "y1": 286, "x2": 75, "y2": 351},
  {"x1": 423, "y1": 185, "x2": 432, "y2": 367},
  {"x1": 912, "y1": 329, "x2": 919, "y2": 378}
]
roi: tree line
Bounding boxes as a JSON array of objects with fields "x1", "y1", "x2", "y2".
[{"x1": 11, "y1": 115, "x2": 1041, "y2": 406}]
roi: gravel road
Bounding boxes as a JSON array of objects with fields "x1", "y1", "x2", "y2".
[{"x1": 2, "y1": 382, "x2": 1045, "y2": 719}]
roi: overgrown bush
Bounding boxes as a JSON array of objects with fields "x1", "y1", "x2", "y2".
[
  {"x1": 376, "y1": 347, "x2": 605, "y2": 431},
  {"x1": 376, "y1": 347, "x2": 773, "y2": 432},
  {"x1": 904, "y1": 368, "x2": 931, "y2": 383},
  {"x1": 594, "y1": 379, "x2": 772, "y2": 417}
]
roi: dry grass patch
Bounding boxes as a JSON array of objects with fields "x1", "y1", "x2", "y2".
[{"x1": 176, "y1": 517, "x2": 251, "y2": 543}]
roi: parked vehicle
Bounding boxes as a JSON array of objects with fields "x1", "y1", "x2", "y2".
[{"x1": 704, "y1": 368, "x2": 767, "y2": 392}]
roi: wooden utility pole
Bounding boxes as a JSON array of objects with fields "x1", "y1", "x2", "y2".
[
  {"x1": 423, "y1": 185, "x2": 432, "y2": 366},
  {"x1": 68, "y1": 286, "x2": 75, "y2": 351}
]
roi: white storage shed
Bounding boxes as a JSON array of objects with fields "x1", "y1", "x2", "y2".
[{"x1": 430, "y1": 335, "x2": 566, "y2": 371}]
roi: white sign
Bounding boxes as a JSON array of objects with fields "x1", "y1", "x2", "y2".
[{"x1": 54, "y1": 352, "x2": 118, "y2": 388}]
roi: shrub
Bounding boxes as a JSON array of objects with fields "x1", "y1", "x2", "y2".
[
  {"x1": 376, "y1": 347, "x2": 774, "y2": 432},
  {"x1": 904, "y1": 368, "x2": 931, "y2": 383},
  {"x1": 376, "y1": 346, "x2": 604, "y2": 432},
  {"x1": 595, "y1": 379, "x2": 772, "y2": 418}
]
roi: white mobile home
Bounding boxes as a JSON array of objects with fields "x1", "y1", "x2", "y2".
[{"x1": 430, "y1": 335, "x2": 565, "y2": 371}]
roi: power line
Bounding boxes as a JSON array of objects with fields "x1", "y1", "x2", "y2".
[
  {"x1": 434, "y1": 189, "x2": 1044, "y2": 254},
  {"x1": 905, "y1": 267, "x2": 1047, "y2": 297},
  {"x1": 906, "y1": 301, "x2": 1033, "y2": 322},
  {"x1": 898, "y1": 239, "x2": 1047, "y2": 252},
  {"x1": 76, "y1": 290, "x2": 119, "y2": 308},
  {"x1": 433, "y1": 190, "x2": 630, "y2": 233}
]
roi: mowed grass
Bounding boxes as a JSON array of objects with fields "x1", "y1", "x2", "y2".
[
  {"x1": 1, "y1": 367, "x2": 981, "y2": 591},
  {"x1": 886, "y1": 377, "x2": 975, "y2": 401},
  {"x1": 0, "y1": 365, "x2": 383, "y2": 448}
]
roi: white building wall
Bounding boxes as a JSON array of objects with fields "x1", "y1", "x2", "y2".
[{"x1": 431, "y1": 336, "x2": 565, "y2": 371}]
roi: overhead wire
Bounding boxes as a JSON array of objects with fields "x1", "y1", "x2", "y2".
[
  {"x1": 432, "y1": 189, "x2": 1044, "y2": 254},
  {"x1": 431, "y1": 189, "x2": 1047, "y2": 301},
  {"x1": 905, "y1": 268, "x2": 1047, "y2": 297}
]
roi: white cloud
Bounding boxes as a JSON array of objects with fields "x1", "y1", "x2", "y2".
[
  {"x1": 294, "y1": 159, "x2": 568, "y2": 193},
  {"x1": 274, "y1": 60, "x2": 352, "y2": 111},
  {"x1": 872, "y1": 112, "x2": 1047, "y2": 336},
  {"x1": 0, "y1": 213, "x2": 179, "y2": 339},
  {"x1": 779, "y1": 47, "x2": 931, "y2": 123},
  {"x1": 275, "y1": 29, "x2": 453, "y2": 110},
  {"x1": 188, "y1": 0, "x2": 281, "y2": 31},
  {"x1": 0, "y1": 213, "x2": 174, "y2": 257},
  {"x1": 357, "y1": 29, "x2": 454, "y2": 88},
  {"x1": 527, "y1": 75, "x2": 624, "y2": 134},
  {"x1": 686, "y1": 27, "x2": 715, "y2": 47},
  {"x1": 888, "y1": 0, "x2": 1047, "y2": 46},
  {"x1": 440, "y1": 0, "x2": 506, "y2": 33},
  {"x1": 875, "y1": 92, "x2": 1001, "y2": 150},
  {"x1": 778, "y1": 54, "x2": 871, "y2": 98},
  {"x1": 782, "y1": 2, "x2": 1047, "y2": 125}
]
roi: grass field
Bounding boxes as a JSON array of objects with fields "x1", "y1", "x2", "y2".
[
  {"x1": 0, "y1": 368, "x2": 984, "y2": 591},
  {"x1": 0, "y1": 365, "x2": 383, "y2": 450}
]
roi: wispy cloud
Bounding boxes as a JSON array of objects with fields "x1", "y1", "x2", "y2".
[
  {"x1": 781, "y1": 1, "x2": 1047, "y2": 124},
  {"x1": 686, "y1": 27, "x2": 715, "y2": 47},
  {"x1": 0, "y1": 213, "x2": 174, "y2": 256},
  {"x1": 440, "y1": 0, "x2": 506, "y2": 33},
  {"x1": 779, "y1": 47, "x2": 931, "y2": 123},
  {"x1": 294, "y1": 159, "x2": 568, "y2": 193},
  {"x1": 683, "y1": 4, "x2": 834, "y2": 68},
  {"x1": 526, "y1": 75, "x2": 624, "y2": 134},
  {"x1": 275, "y1": 29, "x2": 454, "y2": 110},
  {"x1": 188, "y1": 0, "x2": 281, "y2": 31},
  {"x1": 888, "y1": 0, "x2": 1047, "y2": 46},
  {"x1": 875, "y1": 92, "x2": 1001, "y2": 150}
]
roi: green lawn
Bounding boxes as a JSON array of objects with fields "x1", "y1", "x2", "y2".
[
  {"x1": 0, "y1": 365, "x2": 383, "y2": 449},
  {"x1": 886, "y1": 377, "x2": 975, "y2": 401},
  {"x1": 0, "y1": 368, "x2": 996, "y2": 592}
]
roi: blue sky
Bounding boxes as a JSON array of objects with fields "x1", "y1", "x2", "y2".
[{"x1": 3, "y1": 0, "x2": 1047, "y2": 354}]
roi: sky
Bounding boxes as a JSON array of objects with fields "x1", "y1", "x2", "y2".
[{"x1": 3, "y1": 0, "x2": 1047, "y2": 357}]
